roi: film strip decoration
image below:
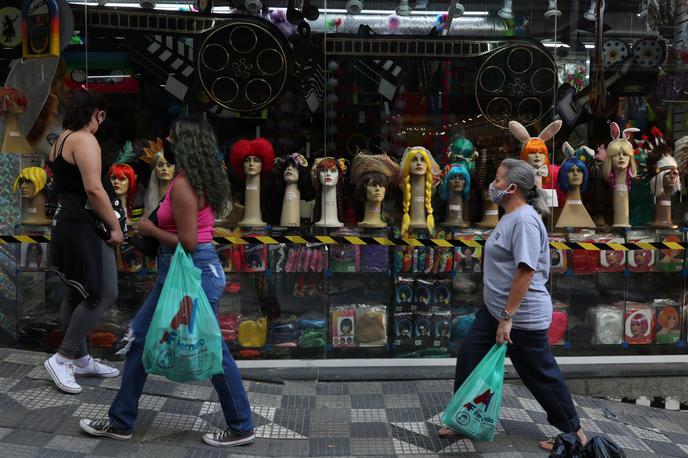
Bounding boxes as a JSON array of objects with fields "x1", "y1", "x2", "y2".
[{"x1": 2, "y1": 234, "x2": 687, "y2": 251}]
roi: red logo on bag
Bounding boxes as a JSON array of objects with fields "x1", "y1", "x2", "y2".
[
  {"x1": 463, "y1": 389, "x2": 494, "y2": 412},
  {"x1": 171, "y1": 296, "x2": 194, "y2": 329}
]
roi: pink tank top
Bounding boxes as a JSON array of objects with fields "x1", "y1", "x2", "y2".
[{"x1": 157, "y1": 177, "x2": 215, "y2": 243}]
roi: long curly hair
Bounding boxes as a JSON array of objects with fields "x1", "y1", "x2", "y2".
[
  {"x1": 400, "y1": 147, "x2": 435, "y2": 236},
  {"x1": 265, "y1": 153, "x2": 314, "y2": 224},
  {"x1": 171, "y1": 118, "x2": 232, "y2": 217}
]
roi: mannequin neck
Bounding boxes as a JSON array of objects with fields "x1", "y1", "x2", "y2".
[
  {"x1": 239, "y1": 173, "x2": 265, "y2": 226},
  {"x1": 316, "y1": 184, "x2": 342, "y2": 227},
  {"x1": 566, "y1": 186, "x2": 582, "y2": 202},
  {"x1": 409, "y1": 174, "x2": 427, "y2": 228},
  {"x1": 158, "y1": 178, "x2": 171, "y2": 200},
  {"x1": 21, "y1": 191, "x2": 50, "y2": 225},
  {"x1": 361, "y1": 199, "x2": 384, "y2": 227},
  {"x1": 280, "y1": 182, "x2": 300, "y2": 227},
  {"x1": 443, "y1": 193, "x2": 464, "y2": 226}
]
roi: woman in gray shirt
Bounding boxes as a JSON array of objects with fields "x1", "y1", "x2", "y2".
[{"x1": 439, "y1": 159, "x2": 587, "y2": 452}]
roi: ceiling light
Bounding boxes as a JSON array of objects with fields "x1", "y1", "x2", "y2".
[
  {"x1": 139, "y1": 0, "x2": 155, "y2": 9},
  {"x1": 396, "y1": 0, "x2": 411, "y2": 16},
  {"x1": 453, "y1": 1, "x2": 465, "y2": 17},
  {"x1": 346, "y1": 0, "x2": 363, "y2": 14},
  {"x1": 498, "y1": 0, "x2": 513, "y2": 20},
  {"x1": 544, "y1": 0, "x2": 561, "y2": 18}
]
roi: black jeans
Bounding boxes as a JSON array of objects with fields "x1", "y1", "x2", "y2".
[{"x1": 454, "y1": 307, "x2": 580, "y2": 433}]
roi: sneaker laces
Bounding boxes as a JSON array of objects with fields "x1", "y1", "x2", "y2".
[
  {"x1": 65, "y1": 363, "x2": 77, "y2": 384},
  {"x1": 212, "y1": 429, "x2": 233, "y2": 440},
  {"x1": 91, "y1": 419, "x2": 116, "y2": 432}
]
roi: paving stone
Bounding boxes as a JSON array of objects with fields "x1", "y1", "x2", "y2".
[
  {"x1": 281, "y1": 395, "x2": 316, "y2": 410},
  {"x1": 35, "y1": 450, "x2": 87, "y2": 458},
  {"x1": 316, "y1": 395, "x2": 352, "y2": 409},
  {"x1": 350, "y1": 438, "x2": 396, "y2": 455},
  {"x1": 2, "y1": 428, "x2": 53, "y2": 447},
  {"x1": 45, "y1": 434, "x2": 100, "y2": 453},
  {"x1": 350, "y1": 422, "x2": 390, "y2": 438},
  {"x1": 351, "y1": 394, "x2": 386, "y2": 409},
  {"x1": 90, "y1": 439, "x2": 141, "y2": 457},
  {"x1": 309, "y1": 438, "x2": 351, "y2": 456}
]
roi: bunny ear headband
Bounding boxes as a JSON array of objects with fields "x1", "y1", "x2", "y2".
[
  {"x1": 610, "y1": 122, "x2": 640, "y2": 141},
  {"x1": 562, "y1": 141, "x2": 594, "y2": 163},
  {"x1": 509, "y1": 120, "x2": 562, "y2": 145}
]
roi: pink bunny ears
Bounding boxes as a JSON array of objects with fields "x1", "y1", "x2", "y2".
[
  {"x1": 609, "y1": 122, "x2": 639, "y2": 141},
  {"x1": 508, "y1": 120, "x2": 562, "y2": 144}
]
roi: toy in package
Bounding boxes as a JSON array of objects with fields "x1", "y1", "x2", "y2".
[
  {"x1": 624, "y1": 303, "x2": 655, "y2": 345},
  {"x1": 242, "y1": 244, "x2": 267, "y2": 272},
  {"x1": 433, "y1": 310, "x2": 452, "y2": 346},
  {"x1": 414, "y1": 279, "x2": 433, "y2": 308},
  {"x1": 395, "y1": 246, "x2": 414, "y2": 273},
  {"x1": 591, "y1": 305, "x2": 623, "y2": 345},
  {"x1": 433, "y1": 279, "x2": 452, "y2": 306},
  {"x1": 217, "y1": 245, "x2": 242, "y2": 273},
  {"x1": 413, "y1": 311, "x2": 433, "y2": 346},
  {"x1": 454, "y1": 241, "x2": 482, "y2": 273},
  {"x1": 656, "y1": 233, "x2": 685, "y2": 273},
  {"x1": 356, "y1": 304, "x2": 387, "y2": 347},
  {"x1": 331, "y1": 305, "x2": 356, "y2": 348},
  {"x1": 393, "y1": 312, "x2": 413, "y2": 346},
  {"x1": 598, "y1": 236, "x2": 625, "y2": 273},
  {"x1": 549, "y1": 234, "x2": 568, "y2": 273},
  {"x1": 433, "y1": 247, "x2": 454, "y2": 273},
  {"x1": 548, "y1": 308, "x2": 568, "y2": 345},
  {"x1": 395, "y1": 277, "x2": 414, "y2": 307},
  {"x1": 654, "y1": 300, "x2": 681, "y2": 344},
  {"x1": 627, "y1": 231, "x2": 655, "y2": 273}
]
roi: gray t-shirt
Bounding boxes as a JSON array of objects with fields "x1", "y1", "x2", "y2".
[{"x1": 483, "y1": 205, "x2": 552, "y2": 330}]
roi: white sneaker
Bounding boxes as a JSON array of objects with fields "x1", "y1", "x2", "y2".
[
  {"x1": 74, "y1": 357, "x2": 120, "y2": 378},
  {"x1": 44, "y1": 355, "x2": 82, "y2": 394}
]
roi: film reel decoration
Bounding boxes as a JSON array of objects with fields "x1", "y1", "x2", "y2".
[
  {"x1": 475, "y1": 44, "x2": 557, "y2": 129},
  {"x1": 198, "y1": 19, "x2": 290, "y2": 113}
]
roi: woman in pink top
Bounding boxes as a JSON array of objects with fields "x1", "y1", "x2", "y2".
[{"x1": 80, "y1": 118, "x2": 255, "y2": 447}]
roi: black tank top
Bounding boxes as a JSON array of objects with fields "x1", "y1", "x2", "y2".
[{"x1": 51, "y1": 131, "x2": 89, "y2": 206}]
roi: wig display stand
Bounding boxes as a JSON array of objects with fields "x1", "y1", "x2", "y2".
[
  {"x1": 239, "y1": 174, "x2": 266, "y2": 227},
  {"x1": 315, "y1": 184, "x2": 343, "y2": 228},
  {"x1": 358, "y1": 200, "x2": 385, "y2": 228},
  {"x1": 440, "y1": 194, "x2": 468, "y2": 228},
  {"x1": 408, "y1": 174, "x2": 428, "y2": 230},
  {"x1": 280, "y1": 183, "x2": 301, "y2": 227},
  {"x1": 476, "y1": 192, "x2": 499, "y2": 228}
]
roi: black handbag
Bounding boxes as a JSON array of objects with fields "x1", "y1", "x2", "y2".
[
  {"x1": 128, "y1": 206, "x2": 160, "y2": 258},
  {"x1": 85, "y1": 178, "x2": 128, "y2": 241}
]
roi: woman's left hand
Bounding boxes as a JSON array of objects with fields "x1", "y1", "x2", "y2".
[
  {"x1": 496, "y1": 319, "x2": 513, "y2": 345},
  {"x1": 137, "y1": 218, "x2": 157, "y2": 237}
]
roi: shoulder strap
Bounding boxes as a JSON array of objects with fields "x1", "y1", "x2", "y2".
[{"x1": 55, "y1": 131, "x2": 76, "y2": 161}]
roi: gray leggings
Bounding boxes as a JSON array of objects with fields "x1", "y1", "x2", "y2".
[{"x1": 59, "y1": 239, "x2": 118, "y2": 359}]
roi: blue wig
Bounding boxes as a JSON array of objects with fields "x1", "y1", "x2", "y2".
[
  {"x1": 558, "y1": 158, "x2": 589, "y2": 192},
  {"x1": 439, "y1": 164, "x2": 471, "y2": 201}
]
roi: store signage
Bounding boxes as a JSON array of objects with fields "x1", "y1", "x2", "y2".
[{"x1": 21, "y1": 0, "x2": 60, "y2": 59}]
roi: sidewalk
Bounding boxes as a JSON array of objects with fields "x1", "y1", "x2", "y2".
[{"x1": 1, "y1": 348, "x2": 688, "y2": 457}]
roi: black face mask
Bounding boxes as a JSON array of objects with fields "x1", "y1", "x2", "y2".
[{"x1": 163, "y1": 138, "x2": 176, "y2": 165}]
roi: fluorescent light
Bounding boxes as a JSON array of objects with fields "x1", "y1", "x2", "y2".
[
  {"x1": 321, "y1": 8, "x2": 488, "y2": 15},
  {"x1": 542, "y1": 42, "x2": 569, "y2": 48},
  {"x1": 584, "y1": 44, "x2": 595, "y2": 49}
]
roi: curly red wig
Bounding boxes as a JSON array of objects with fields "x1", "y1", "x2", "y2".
[
  {"x1": 108, "y1": 163, "x2": 137, "y2": 205},
  {"x1": 229, "y1": 138, "x2": 275, "y2": 180}
]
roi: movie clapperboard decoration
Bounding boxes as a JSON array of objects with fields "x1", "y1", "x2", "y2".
[
  {"x1": 291, "y1": 29, "x2": 325, "y2": 113},
  {"x1": 475, "y1": 44, "x2": 557, "y2": 129},
  {"x1": 353, "y1": 58, "x2": 403, "y2": 101},
  {"x1": 134, "y1": 34, "x2": 195, "y2": 102},
  {"x1": 198, "y1": 19, "x2": 290, "y2": 113}
]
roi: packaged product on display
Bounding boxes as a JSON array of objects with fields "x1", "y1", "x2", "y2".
[
  {"x1": 598, "y1": 236, "x2": 626, "y2": 273},
  {"x1": 242, "y1": 244, "x2": 267, "y2": 272},
  {"x1": 399, "y1": 146, "x2": 440, "y2": 236},
  {"x1": 451, "y1": 312, "x2": 476, "y2": 344},
  {"x1": 432, "y1": 310, "x2": 452, "y2": 346},
  {"x1": 13, "y1": 167, "x2": 51, "y2": 225},
  {"x1": 604, "y1": 122, "x2": 639, "y2": 228},
  {"x1": 414, "y1": 279, "x2": 433, "y2": 309},
  {"x1": 627, "y1": 231, "x2": 655, "y2": 273},
  {"x1": 548, "y1": 304, "x2": 568, "y2": 346},
  {"x1": 549, "y1": 234, "x2": 568, "y2": 273},
  {"x1": 570, "y1": 231, "x2": 599, "y2": 274},
  {"x1": 624, "y1": 303, "x2": 655, "y2": 344},
  {"x1": 230, "y1": 138, "x2": 275, "y2": 227},
  {"x1": 269, "y1": 317, "x2": 301, "y2": 347},
  {"x1": 591, "y1": 305, "x2": 624, "y2": 345},
  {"x1": 556, "y1": 143, "x2": 596, "y2": 228},
  {"x1": 433, "y1": 279, "x2": 452, "y2": 307},
  {"x1": 115, "y1": 242, "x2": 144, "y2": 273},
  {"x1": 331, "y1": 305, "x2": 356, "y2": 348},
  {"x1": 654, "y1": 300, "x2": 681, "y2": 344},
  {"x1": 413, "y1": 311, "x2": 433, "y2": 346},
  {"x1": 217, "y1": 245, "x2": 243, "y2": 273},
  {"x1": 350, "y1": 151, "x2": 400, "y2": 228},
  {"x1": 395, "y1": 277, "x2": 414, "y2": 308},
  {"x1": 455, "y1": 242, "x2": 482, "y2": 273},
  {"x1": 265, "y1": 153, "x2": 314, "y2": 227},
  {"x1": 237, "y1": 315, "x2": 268, "y2": 348},
  {"x1": 360, "y1": 245, "x2": 389, "y2": 273},
  {"x1": 656, "y1": 232, "x2": 685, "y2": 272},
  {"x1": 393, "y1": 312, "x2": 413, "y2": 346},
  {"x1": 355, "y1": 304, "x2": 387, "y2": 347},
  {"x1": 19, "y1": 242, "x2": 47, "y2": 270},
  {"x1": 330, "y1": 244, "x2": 359, "y2": 272}
]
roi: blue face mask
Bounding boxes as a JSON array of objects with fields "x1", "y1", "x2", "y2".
[{"x1": 488, "y1": 182, "x2": 511, "y2": 204}]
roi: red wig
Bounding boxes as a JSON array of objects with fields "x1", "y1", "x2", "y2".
[
  {"x1": 229, "y1": 138, "x2": 275, "y2": 180},
  {"x1": 519, "y1": 138, "x2": 550, "y2": 165},
  {"x1": 108, "y1": 163, "x2": 137, "y2": 205}
]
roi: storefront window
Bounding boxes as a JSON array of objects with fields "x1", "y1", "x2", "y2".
[{"x1": 0, "y1": 0, "x2": 687, "y2": 362}]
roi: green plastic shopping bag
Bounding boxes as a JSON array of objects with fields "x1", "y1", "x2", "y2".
[
  {"x1": 143, "y1": 244, "x2": 224, "y2": 383},
  {"x1": 441, "y1": 343, "x2": 507, "y2": 441}
]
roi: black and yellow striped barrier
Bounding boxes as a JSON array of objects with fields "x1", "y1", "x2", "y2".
[{"x1": 1, "y1": 234, "x2": 686, "y2": 251}]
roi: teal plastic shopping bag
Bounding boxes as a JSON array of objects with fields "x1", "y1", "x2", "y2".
[
  {"x1": 441, "y1": 343, "x2": 507, "y2": 441},
  {"x1": 143, "y1": 244, "x2": 224, "y2": 383}
]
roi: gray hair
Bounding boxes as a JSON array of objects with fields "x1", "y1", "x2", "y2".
[{"x1": 500, "y1": 158, "x2": 550, "y2": 215}]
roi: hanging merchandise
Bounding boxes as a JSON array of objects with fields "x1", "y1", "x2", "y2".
[
  {"x1": 592, "y1": 305, "x2": 624, "y2": 345},
  {"x1": 413, "y1": 311, "x2": 433, "y2": 346},
  {"x1": 624, "y1": 303, "x2": 655, "y2": 344},
  {"x1": 627, "y1": 231, "x2": 655, "y2": 273},
  {"x1": 550, "y1": 234, "x2": 568, "y2": 273},
  {"x1": 598, "y1": 236, "x2": 626, "y2": 273},
  {"x1": 393, "y1": 312, "x2": 413, "y2": 346},
  {"x1": 432, "y1": 310, "x2": 452, "y2": 346},
  {"x1": 331, "y1": 305, "x2": 356, "y2": 348},
  {"x1": 414, "y1": 279, "x2": 433, "y2": 309},
  {"x1": 395, "y1": 277, "x2": 414, "y2": 308},
  {"x1": 656, "y1": 232, "x2": 685, "y2": 272},
  {"x1": 242, "y1": 244, "x2": 268, "y2": 273},
  {"x1": 654, "y1": 300, "x2": 681, "y2": 344},
  {"x1": 433, "y1": 279, "x2": 452, "y2": 306},
  {"x1": 356, "y1": 304, "x2": 387, "y2": 347}
]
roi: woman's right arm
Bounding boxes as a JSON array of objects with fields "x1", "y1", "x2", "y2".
[{"x1": 73, "y1": 133, "x2": 124, "y2": 244}]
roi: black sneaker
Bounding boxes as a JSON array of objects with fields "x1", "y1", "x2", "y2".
[
  {"x1": 79, "y1": 418, "x2": 133, "y2": 440},
  {"x1": 202, "y1": 429, "x2": 255, "y2": 447}
]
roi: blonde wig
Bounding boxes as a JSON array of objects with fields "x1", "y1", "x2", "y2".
[
  {"x1": 13, "y1": 167, "x2": 47, "y2": 197},
  {"x1": 400, "y1": 147, "x2": 439, "y2": 236},
  {"x1": 603, "y1": 122, "x2": 639, "y2": 186}
]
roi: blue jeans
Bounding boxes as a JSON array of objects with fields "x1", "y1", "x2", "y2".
[
  {"x1": 108, "y1": 244, "x2": 253, "y2": 434},
  {"x1": 454, "y1": 307, "x2": 580, "y2": 433}
]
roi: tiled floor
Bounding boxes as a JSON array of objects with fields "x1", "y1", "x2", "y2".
[{"x1": 1, "y1": 347, "x2": 688, "y2": 457}]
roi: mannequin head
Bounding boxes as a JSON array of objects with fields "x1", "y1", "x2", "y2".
[
  {"x1": 400, "y1": 146, "x2": 439, "y2": 235},
  {"x1": 108, "y1": 163, "x2": 137, "y2": 204},
  {"x1": 351, "y1": 151, "x2": 400, "y2": 205},
  {"x1": 356, "y1": 172, "x2": 386, "y2": 203},
  {"x1": 438, "y1": 164, "x2": 471, "y2": 201},
  {"x1": 265, "y1": 153, "x2": 315, "y2": 224},
  {"x1": 559, "y1": 143, "x2": 594, "y2": 192},
  {"x1": 447, "y1": 137, "x2": 476, "y2": 173},
  {"x1": 13, "y1": 167, "x2": 47, "y2": 198},
  {"x1": 314, "y1": 157, "x2": 341, "y2": 188},
  {"x1": 154, "y1": 153, "x2": 175, "y2": 181},
  {"x1": 509, "y1": 120, "x2": 561, "y2": 168},
  {"x1": 603, "y1": 122, "x2": 639, "y2": 181},
  {"x1": 229, "y1": 138, "x2": 275, "y2": 181},
  {"x1": 650, "y1": 155, "x2": 681, "y2": 199}
]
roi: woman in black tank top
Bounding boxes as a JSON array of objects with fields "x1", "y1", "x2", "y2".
[{"x1": 44, "y1": 89, "x2": 123, "y2": 395}]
